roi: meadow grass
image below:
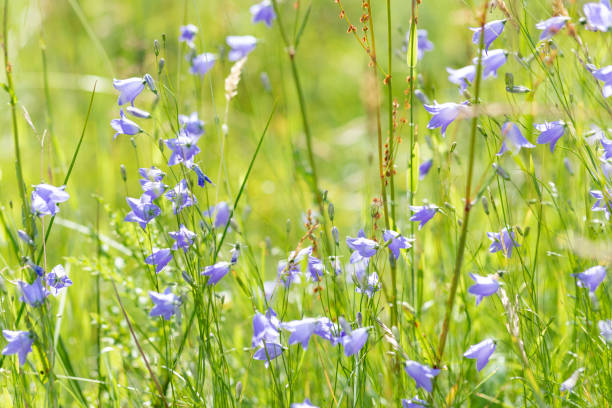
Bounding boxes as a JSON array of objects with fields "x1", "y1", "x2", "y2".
[{"x1": 0, "y1": 0, "x2": 611, "y2": 407}]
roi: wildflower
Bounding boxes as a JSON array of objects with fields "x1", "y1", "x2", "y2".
[
  {"x1": 139, "y1": 167, "x2": 166, "y2": 199},
  {"x1": 111, "y1": 108, "x2": 141, "y2": 140},
  {"x1": 252, "y1": 309, "x2": 280, "y2": 348},
  {"x1": 1, "y1": 330, "x2": 34, "y2": 366},
  {"x1": 535, "y1": 16, "x2": 570, "y2": 41},
  {"x1": 307, "y1": 255, "x2": 325, "y2": 281},
  {"x1": 423, "y1": 101, "x2": 468, "y2": 137},
  {"x1": 31, "y1": 183, "x2": 69, "y2": 216},
  {"x1": 145, "y1": 248, "x2": 173, "y2": 273},
  {"x1": 179, "y1": 24, "x2": 198, "y2": 47},
  {"x1": 488, "y1": 228, "x2": 519, "y2": 258},
  {"x1": 447, "y1": 65, "x2": 476, "y2": 91},
  {"x1": 166, "y1": 130, "x2": 201, "y2": 167},
  {"x1": 227, "y1": 36, "x2": 257, "y2": 61},
  {"x1": 402, "y1": 397, "x2": 428, "y2": 408},
  {"x1": 572, "y1": 265, "x2": 606, "y2": 293},
  {"x1": 179, "y1": 112, "x2": 205, "y2": 137},
  {"x1": 470, "y1": 19, "x2": 506, "y2": 52},
  {"x1": 250, "y1": 0, "x2": 276, "y2": 27},
  {"x1": 191, "y1": 164, "x2": 213, "y2": 187},
  {"x1": 201, "y1": 261, "x2": 231, "y2": 285},
  {"x1": 474, "y1": 49, "x2": 508, "y2": 79},
  {"x1": 346, "y1": 230, "x2": 378, "y2": 262},
  {"x1": 277, "y1": 259, "x2": 302, "y2": 288},
  {"x1": 290, "y1": 399, "x2": 318, "y2": 408},
  {"x1": 590, "y1": 189, "x2": 611, "y2": 219},
  {"x1": 164, "y1": 179, "x2": 195, "y2": 214},
  {"x1": 230, "y1": 244, "x2": 241, "y2": 265},
  {"x1": 211, "y1": 201, "x2": 231, "y2": 228},
  {"x1": 124, "y1": 195, "x2": 161, "y2": 230},
  {"x1": 190, "y1": 53, "x2": 217, "y2": 76},
  {"x1": 404, "y1": 360, "x2": 440, "y2": 393},
  {"x1": 169, "y1": 224, "x2": 196, "y2": 252},
  {"x1": 463, "y1": 339, "x2": 496, "y2": 371},
  {"x1": 535, "y1": 121, "x2": 566, "y2": 152},
  {"x1": 18, "y1": 278, "x2": 48, "y2": 307},
  {"x1": 602, "y1": 137, "x2": 612, "y2": 160},
  {"x1": 126, "y1": 106, "x2": 151, "y2": 119},
  {"x1": 591, "y1": 65, "x2": 612, "y2": 98},
  {"x1": 281, "y1": 317, "x2": 328, "y2": 350},
  {"x1": 355, "y1": 272, "x2": 380, "y2": 298},
  {"x1": 419, "y1": 159, "x2": 433, "y2": 180},
  {"x1": 409, "y1": 206, "x2": 438, "y2": 230},
  {"x1": 340, "y1": 327, "x2": 369, "y2": 356},
  {"x1": 113, "y1": 77, "x2": 145, "y2": 106},
  {"x1": 584, "y1": 1, "x2": 612, "y2": 32},
  {"x1": 144, "y1": 74, "x2": 155, "y2": 92},
  {"x1": 329, "y1": 256, "x2": 342, "y2": 275},
  {"x1": 497, "y1": 122, "x2": 535, "y2": 155},
  {"x1": 46, "y1": 265, "x2": 72, "y2": 296},
  {"x1": 560, "y1": 368, "x2": 584, "y2": 392},
  {"x1": 468, "y1": 273, "x2": 500, "y2": 305},
  {"x1": 599, "y1": 319, "x2": 612, "y2": 343},
  {"x1": 27, "y1": 262, "x2": 44, "y2": 277},
  {"x1": 382, "y1": 230, "x2": 413, "y2": 259},
  {"x1": 149, "y1": 287, "x2": 181, "y2": 320},
  {"x1": 253, "y1": 342, "x2": 284, "y2": 367}
]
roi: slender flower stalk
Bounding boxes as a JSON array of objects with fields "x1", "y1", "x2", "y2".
[
  {"x1": 435, "y1": 1, "x2": 488, "y2": 370},
  {"x1": 270, "y1": 0, "x2": 330, "y2": 251}
]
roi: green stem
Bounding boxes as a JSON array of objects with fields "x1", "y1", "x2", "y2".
[
  {"x1": 435, "y1": 2, "x2": 488, "y2": 370},
  {"x1": 271, "y1": 0, "x2": 330, "y2": 252}
]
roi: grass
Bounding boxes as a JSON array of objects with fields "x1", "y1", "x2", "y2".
[{"x1": 0, "y1": 0, "x2": 611, "y2": 407}]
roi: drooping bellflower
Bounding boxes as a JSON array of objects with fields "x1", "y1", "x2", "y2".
[
  {"x1": 139, "y1": 167, "x2": 166, "y2": 199},
  {"x1": 145, "y1": 248, "x2": 173, "y2": 273},
  {"x1": 250, "y1": 0, "x2": 276, "y2": 27},
  {"x1": 179, "y1": 24, "x2": 198, "y2": 47},
  {"x1": 469, "y1": 19, "x2": 506, "y2": 52},
  {"x1": 560, "y1": 368, "x2": 584, "y2": 392},
  {"x1": 346, "y1": 229, "x2": 378, "y2": 263},
  {"x1": 382, "y1": 230, "x2": 413, "y2": 259},
  {"x1": 468, "y1": 273, "x2": 500, "y2": 305},
  {"x1": 166, "y1": 130, "x2": 201, "y2": 167},
  {"x1": 227, "y1": 36, "x2": 257, "y2": 61},
  {"x1": 340, "y1": 327, "x2": 369, "y2": 357},
  {"x1": 463, "y1": 339, "x2": 496, "y2": 371},
  {"x1": 169, "y1": 224, "x2": 196, "y2": 252},
  {"x1": 179, "y1": 112, "x2": 205, "y2": 136},
  {"x1": 497, "y1": 122, "x2": 535, "y2": 155},
  {"x1": 447, "y1": 65, "x2": 476, "y2": 92},
  {"x1": 18, "y1": 277, "x2": 49, "y2": 307},
  {"x1": 46, "y1": 265, "x2": 72, "y2": 296},
  {"x1": 487, "y1": 227, "x2": 519, "y2": 258},
  {"x1": 290, "y1": 399, "x2": 318, "y2": 408},
  {"x1": 591, "y1": 65, "x2": 612, "y2": 98},
  {"x1": 415, "y1": 29, "x2": 434, "y2": 60},
  {"x1": 31, "y1": 184, "x2": 70, "y2": 216},
  {"x1": 190, "y1": 53, "x2": 217, "y2": 76},
  {"x1": 584, "y1": 0, "x2": 612, "y2": 32},
  {"x1": 355, "y1": 272, "x2": 380, "y2": 298},
  {"x1": 164, "y1": 179, "x2": 196, "y2": 214},
  {"x1": 423, "y1": 101, "x2": 468, "y2": 137},
  {"x1": 149, "y1": 287, "x2": 181, "y2": 320},
  {"x1": 201, "y1": 261, "x2": 231, "y2": 285},
  {"x1": 589, "y1": 189, "x2": 611, "y2": 219},
  {"x1": 191, "y1": 164, "x2": 213, "y2": 187},
  {"x1": 404, "y1": 360, "x2": 441, "y2": 393},
  {"x1": 571, "y1": 265, "x2": 606, "y2": 293},
  {"x1": 535, "y1": 121, "x2": 566, "y2": 152},
  {"x1": 113, "y1": 77, "x2": 145, "y2": 106},
  {"x1": 535, "y1": 16, "x2": 570, "y2": 41},
  {"x1": 474, "y1": 49, "x2": 508, "y2": 79},
  {"x1": 1, "y1": 330, "x2": 34, "y2": 366},
  {"x1": 124, "y1": 195, "x2": 161, "y2": 230},
  {"x1": 111, "y1": 108, "x2": 141, "y2": 140},
  {"x1": 409, "y1": 206, "x2": 438, "y2": 230},
  {"x1": 307, "y1": 255, "x2": 325, "y2": 281}
]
